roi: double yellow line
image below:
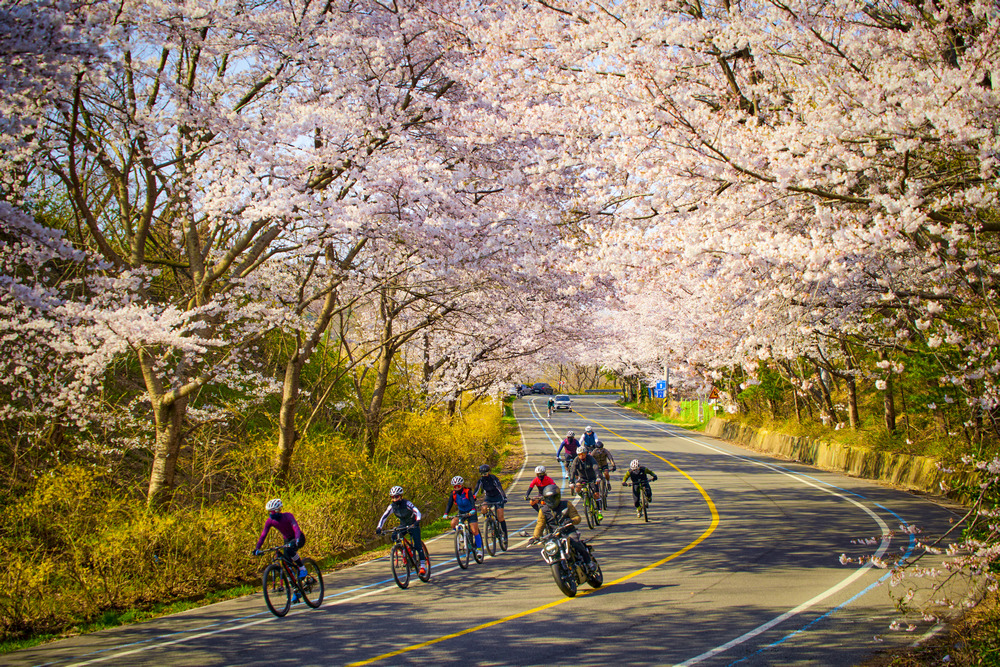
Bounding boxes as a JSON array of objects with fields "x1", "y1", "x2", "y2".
[{"x1": 348, "y1": 409, "x2": 719, "y2": 666}]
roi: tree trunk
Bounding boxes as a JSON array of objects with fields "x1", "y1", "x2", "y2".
[
  {"x1": 275, "y1": 355, "x2": 303, "y2": 481},
  {"x1": 840, "y1": 339, "x2": 859, "y2": 430},
  {"x1": 147, "y1": 395, "x2": 187, "y2": 508},
  {"x1": 363, "y1": 345, "x2": 395, "y2": 458},
  {"x1": 883, "y1": 373, "x2": 897, "y2": 431}
]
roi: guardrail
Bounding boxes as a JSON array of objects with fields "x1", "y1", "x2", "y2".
[{"x1": 583, "y1": 389, "x2": 621, "y2": 394}]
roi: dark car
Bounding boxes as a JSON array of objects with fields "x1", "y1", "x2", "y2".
[{"x1": 532, "y1": 382, "x2": 554, "y2": 395}]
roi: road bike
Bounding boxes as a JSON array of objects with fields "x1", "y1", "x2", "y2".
[
  {"x1": 530, "y1": 524, "x2": 603, "y2": 598},
  {"x1": 598, "y1": 473, "x2": 612, "y2": 511},
  {"x1": 577, "y1": 481, "x2": 602, "y2": 529},
  {"x1": 259, "y1": 543, "x2": 324, "y2": 617},
  {"x1": 624, "y1": 481, "x2": 651, "y2": 522},
  {"x1": 480, "y1": 503, "x2": 508, "y2": 556},
  {"x1": 452, "y1": 511, "x2": 484, "y2": 568},
  {"x1": 387, "y1": 526, "x2": 432, "y2": 589}
]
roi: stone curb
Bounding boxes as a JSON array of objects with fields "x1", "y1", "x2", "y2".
[{"x1": 704, "y1": 417, "x2": 979, "y2": 504}]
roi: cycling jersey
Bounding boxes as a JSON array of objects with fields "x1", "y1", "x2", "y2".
[
  {"x1": 568, "y1": 454, "x2": 599, "y2": 484},
  {"x1": 255, "y1": 512, "x2": 304, "y2": 550},
  {"x1": 524, "y1": 475, "x2": 557, "y2": 499},
  {"x1": 474, "y1": 474, "x2": 507, "y2": 503},
  {"x1": 592, "y1": 448, "x2": 614, "y2": 467},
  {"x1": 556, "y1": 437, "x2": 580, "y2": 459},
  {"x1": 445, "y1": 487, "x2": 477, "y2": 515},
  {"x1": 582, "y1": 431, "x2": 597, "y2": 449},
  {"x1": 623, "y1": 466, "x2": 658, "y2": 485},
  {"x1": 377, "y1": 499, "x2": 423, "y2": 530}
]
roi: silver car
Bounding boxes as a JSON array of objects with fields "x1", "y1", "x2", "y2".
[{"x1": 554, "y1": 395, "x2": 572, "y2": 411}]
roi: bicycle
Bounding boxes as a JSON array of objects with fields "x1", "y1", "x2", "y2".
[
  {"x1": 480, "y1": 503, "x2": 508, "y2": 556},
  {"x1": 452, "y1": 511, "x2": 484, "y2": 568},
  {"x1": 598, "y1": 474, "x2": 611, "y2": 511},
  {"x1": 624, "y1": 481, "x2": 651, "y2": 522},
  {"x1": 258, "y1": 543, "x2": 324, "y2": 617},
  {"x1": 386, "y1": 526, "x2": 431, "y2": 589},
  {"x1": 576, "y1": 481, "x2": 602, "y2": 529}
]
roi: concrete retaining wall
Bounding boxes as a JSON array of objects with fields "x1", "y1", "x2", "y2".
[{"x1": 705, "y1": 417, "x2": 976, "y2": 503}]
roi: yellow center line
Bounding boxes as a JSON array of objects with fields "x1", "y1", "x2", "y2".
[{"x1": 347, "y1": 407, "x2": 719, "y2": 667}]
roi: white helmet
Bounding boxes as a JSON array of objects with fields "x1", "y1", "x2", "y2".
[
  {"x1": 585, "y1": 426, "x2": 594, "y2": 433},
  {"x1": 534, "y1": 465, "x2": 547, "y2": 475},
  {"x1": 566, "y1": 430, "x2": 575, "y2": 438},
  {"x1": 265, "y1": 498, "x2": 282, "y2": 512},
  {"x1": 450, "y1": 475, "x2": 464, "y2": 486},
  {"x1": 630, "y1": 459, "x2": 640, "y2": 471},
  {"x1": 389, "y1": 486, "x2": 404, "y2": 496}
]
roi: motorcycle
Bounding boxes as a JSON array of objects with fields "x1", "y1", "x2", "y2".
[{"x1": 532, "y1": 524, "x2": 603, "y2": 597}]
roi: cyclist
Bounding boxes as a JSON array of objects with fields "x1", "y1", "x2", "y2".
[
  {"x1": 555, "y1": 430, "x2": 580, "y2": 462},
  {"x1": 474, "y1": 464, "x2": 509, "y2": 542},
  {"x1": 622, "y1": 459, "x2": 658, "y2": 516},
  {"x1": 591, "y1": 440, "x2": 617, "y2": 484},
  {"x1": 253, "y1": 498, "x2": 308, "y2": 581},
  {"x1": 568, "y1": 446, "x2": 601, "y2": 506},
  {"x1": 546, "y1": 396, "x2": 555, "y2": 416},
  {"x1": 444, "y1": 475, "x2": 484, "y2": 558},
  {"x1": 581, "y1": 425, "x2": 597, "y2": 449},
  {"x1": 376, "y1": 486, "x2": 428, "y2": 575},
  {"x1": 523, "y1": 465, "x2": 557, "y2": 509},
  {"x1": 532, "y1": 484, "x2": 594, "y2": 571}
]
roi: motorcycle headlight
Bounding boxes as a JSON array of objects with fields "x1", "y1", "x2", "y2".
[{"x1": 543, "y1": 541, "x2": 560, "y2": 555}]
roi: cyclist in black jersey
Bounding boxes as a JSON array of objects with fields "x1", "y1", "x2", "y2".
[
  {"x1": 622, "y1": 460, "x2": 658, "y2": 516},
  {"x1": 376, "y1": 486, "x2": 428, "y2": 575},
  {"x1": 473, "y1": 464, "x2": 509, "y2": 541}
]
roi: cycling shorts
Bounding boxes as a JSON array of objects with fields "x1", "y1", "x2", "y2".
[{"x1": 483, "y1": 496, "x2": 506, "y2": 508}]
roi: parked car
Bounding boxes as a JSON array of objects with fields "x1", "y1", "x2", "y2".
[
  {"x1": 554, "y1": 395, "x2": 572, "y2": 410},
  {"x1": 508, "y1": 386, "x2": 520, "y2": 397},
  {"x1": 532, "y1": 382, "x2": 554, "y2": 395}
]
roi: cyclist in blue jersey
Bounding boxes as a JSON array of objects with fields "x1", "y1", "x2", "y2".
[
  {"x1": 376, "y1": 486, "x2": 428, "y2": 575},
  {"x1": 443, "y1": 475, "x2": 484, "y2": 558},
  {"x1": 473, "y1": 464, "x2": 509, "y2": 542},
  {"x1": 253, "y1": 499, "x2": 308, "y2": 583},
  {"x1": 581, "y1": 425, "x2": 597, "y2": 449}
]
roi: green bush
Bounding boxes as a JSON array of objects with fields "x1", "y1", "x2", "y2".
[{"x1": 0, "y1": 402, "x2": 508, "y2": 644}]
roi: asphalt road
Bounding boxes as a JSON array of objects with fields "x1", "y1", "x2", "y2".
[{"x1": 9, "y1": 395, "x2": 970, "y2": 667}]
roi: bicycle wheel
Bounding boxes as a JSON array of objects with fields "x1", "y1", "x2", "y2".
[
  {"x1": 584, "y1": 494, "x2": 595, "y2": 530},
  {"x1": 299, "y1": 558, "x2": 324, "y2": 608},
  {"x1": 417, "y1": 547, "x2": 431, "y2": 582},
  {"x1": 391, "y1": 543, "x2": 411, "y2": 589},
  {"x1": 262, "y1": 563, "x2": 291, "y2": 617},
  {"x1": 600, "y1": 478, "x2": 610, "y2": 510},
  {"x1": 455, "y1": 526, "x2": 470, "y2": 569},
  {"x1": 642, "y1": 491, "x2": 649, "y2": 522},
  {"x1": 498, "y1": 520, "x2": 509, "y2": 552},
  {"x1": 550, "y1": 561, "x2": 577, "y2": 597},
  {"x1": 472, "y1": 528, "x2": 485, "y2": 564},
  {"x1": 591, "y1": 498, "x2": 602, "y2": 527},
  {"x1": 484, "y1": 518, "x2": 497, "y2": 556}
]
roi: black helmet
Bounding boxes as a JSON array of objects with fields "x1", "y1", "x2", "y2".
[
  {"x1": 479, "y1": 464, "x2": 491, "y2": 475},
  {"x1": 541, "y1": 484, "x2": 561, "y2": 508},
  {"x1": 595, "y1": 440, "x2": 604, "y2": 449}
]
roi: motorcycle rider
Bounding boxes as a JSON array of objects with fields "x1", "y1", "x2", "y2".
[{"x1": 531, "y1": 484, "x2": 594, "y2": 569}]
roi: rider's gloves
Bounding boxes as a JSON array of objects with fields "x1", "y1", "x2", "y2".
[
  {"x1": 252, "y1": 549, "x2": 262, "y2": 556},
  {"x1": 611, "y1": 465, "x2": 617, "y2": 471},
  {"x1": 375, "y1": 528, "x2": 383, "y2": 536}
]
